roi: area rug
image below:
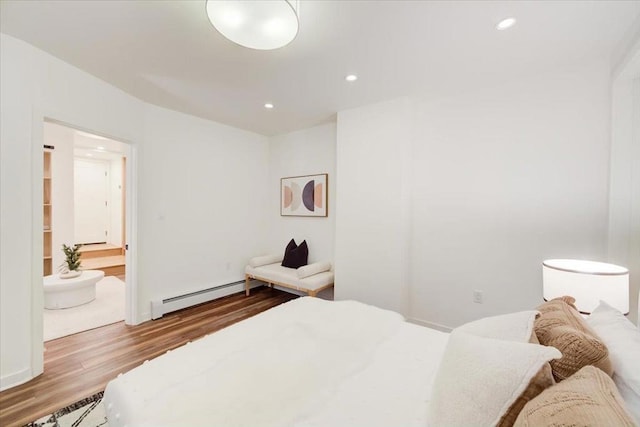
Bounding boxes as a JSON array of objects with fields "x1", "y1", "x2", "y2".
[
  {"x1": 44, "y1": 276, "x2": 125, "y2": 341},
  {"x1": 26, "y1": 392, "x2": 107, "y2": 427}
]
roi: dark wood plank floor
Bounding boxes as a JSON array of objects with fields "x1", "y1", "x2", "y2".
[{"x1": 0, "y1": 287, "x2": 297, "y2": 427}]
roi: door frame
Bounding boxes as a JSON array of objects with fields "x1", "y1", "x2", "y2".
[{"x1": 30, "y1": 111, "x2": 140, "y2": 380}]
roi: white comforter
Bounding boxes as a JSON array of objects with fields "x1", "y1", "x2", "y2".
[{"x1": 103, "y1": 297, "x2": 449, "y2": 427}]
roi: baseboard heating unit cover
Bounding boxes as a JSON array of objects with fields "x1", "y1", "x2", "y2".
[{"x1": 151, "y1": 280, "x2": 248, "y2": 319}]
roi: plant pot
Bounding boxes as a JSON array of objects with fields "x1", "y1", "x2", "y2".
[{"x1": 59, "y1": 270, "x2": 82, "y2": 279}]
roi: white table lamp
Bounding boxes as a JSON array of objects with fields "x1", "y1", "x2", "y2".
[{"x1": 543, "y1": 259, "x2": 629, "y2": 314}]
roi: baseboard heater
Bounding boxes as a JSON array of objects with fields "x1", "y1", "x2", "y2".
[{"x1": 151, "y1": 279, "x2": 253, "y2": 320}]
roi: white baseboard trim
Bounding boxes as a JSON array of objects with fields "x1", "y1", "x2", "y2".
[
  {"x1": 137, "y1": 311, "x2": 151, "y2": 324},
  {"x1": 0, "y1": 367, "x2": 33, "y2": 392},
  {"x1": 151, "y1": 280, "x2": 265, "y2": 320},
  {"x1": 408, "y1": 317, "x2": 453, "y2": 333}
]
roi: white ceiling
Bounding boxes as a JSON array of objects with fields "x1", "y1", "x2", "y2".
[
  {"x1": 2, "y1": 1, "x2": 639, "y2": 136},
  {"x1": 73, "y1": 131, "x2": 127, "y2": 160}
]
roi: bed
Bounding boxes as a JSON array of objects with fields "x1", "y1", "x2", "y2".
[{"x1": 103, "y1": 295, "x2": 640, "y2": 427}]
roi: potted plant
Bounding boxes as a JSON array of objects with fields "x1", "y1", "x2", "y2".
[{"x1": 59, "y1": 243, "x2": 82, "y2": 279}]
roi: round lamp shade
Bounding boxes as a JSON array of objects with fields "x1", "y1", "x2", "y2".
[
  {"x1": 206, "y1": 0, "x2": 299, "y2": 50},
  {"x1": 542, "y1": 259, "x2": 629, "y2": 314}
]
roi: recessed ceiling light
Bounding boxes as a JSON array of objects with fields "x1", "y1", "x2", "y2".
[
  {"x1": 264, "y1": 103, "x2": 274, "y2": 109},
  {"x1": 345, "y1": 74, "x2": 358, "y2": 82},
  {"x1": 96, "y1": 146, "x2": 105, "y2": 150},
  {"x1": 496, "y1": 17, "x2": 516, "y2": 30}
]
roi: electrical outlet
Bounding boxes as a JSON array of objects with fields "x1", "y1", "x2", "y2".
[{"x1": 473, "y1": 290, "x2": 483, "y2": 304}]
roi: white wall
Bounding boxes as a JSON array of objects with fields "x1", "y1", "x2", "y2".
[
  {"x1": 632, "y1": 79, "x2": 640, "y2": 326},
  {"x1": 1, "y1": 34, "x2": 38, "y2": 390},
  {"x1": 267, "y1": 123, "x2": 336, "y2": 263},
  {"x1": 1, "y1": 33, "x2": 144, "y2": 390},
  {"x1": 45, "y1": 122, "x2": 76, "y2": 272},
  {"x1": 410, "y1": 62, "x2": 612, "y2": 328},
  {"x1": 333, "y1": 62, "x2": 612, "y2": 329},
  {"x1": 608, "y1": 41, "x2": 640, "y2": 325},
  {"x1": 137, "y1": 104, "x2": 268, "y2": 318},
  {"x1": 335, "y1": 97, "x2": 412, "y2": 316},
  {"x1": 0, "y1": 33, "x2": 269, "y2": 390}
]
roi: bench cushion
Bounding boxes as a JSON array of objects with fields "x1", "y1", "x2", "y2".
[
  {"x1": 249, "y1": 254, "x2": 283, "y2": 268},
  {"x1": 297, "y1": 261, "x2": 332, "y2": 279},
  {"x1": 246, "y1": 263, "x2": 334, "y2": 292}
]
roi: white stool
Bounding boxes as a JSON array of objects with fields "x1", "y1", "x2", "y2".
[{"x1": 44, "y1": 270, "x2": 105, "y2": 309}]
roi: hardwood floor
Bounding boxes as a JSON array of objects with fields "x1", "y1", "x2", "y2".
[{"x1": 0, "y1": 287, "x2": 297, "y2": 427}]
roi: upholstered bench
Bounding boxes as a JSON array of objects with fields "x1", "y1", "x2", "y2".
[{"x1": 245, "y1": 254, "x2": 334, "y2": 297}]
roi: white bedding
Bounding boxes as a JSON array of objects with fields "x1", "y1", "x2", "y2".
[{"x1": 103, "y1": 297, "x2": 449, "y2": 427}]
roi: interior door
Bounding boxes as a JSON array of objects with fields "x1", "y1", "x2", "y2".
[{"x1": 74, "y1": 158, "x2": 109, "y2": 244}]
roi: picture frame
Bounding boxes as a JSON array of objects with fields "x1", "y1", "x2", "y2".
[{"x1": 281, "y1": 174, "x2": 328, "y2": 217}]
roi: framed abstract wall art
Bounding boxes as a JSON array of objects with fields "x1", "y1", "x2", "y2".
[{"x1": 281, "y1": 174, "x2": 328, "y2": 217}]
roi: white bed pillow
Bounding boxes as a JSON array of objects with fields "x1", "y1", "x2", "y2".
[
  {"x1": 249, "y1": 253, "x2": 283, "y2": 268},
  {"x1": 455, "y1": 311, "x2": 540, "y2": 342},
  {"x1": 297, "y1": 261, "x2": 332, "y2": 279},
  {"x1": 427, "y1": 311, "x2": 561, "y2": 426},
  {"x1": 586, "y1": 300, "x2": 640, "y2": 424},
  {"x1": 427, "y1": 329, "x2": 561, "y2": 427}
]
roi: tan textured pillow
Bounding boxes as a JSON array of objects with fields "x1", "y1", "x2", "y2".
[
  {"x1": 514, "y1": 365, "x2": 636, "y2": 427},
  {"x1": 498, "y1": 363, "x2": 555, "y2": 427},
  {"x1": 535, "y1": 296, "x2": 612, "y2": 381}
]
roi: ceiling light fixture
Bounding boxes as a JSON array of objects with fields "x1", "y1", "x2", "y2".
[
  {"x1": 496, "y1": 17, "x2": 516, "y2": 30},
  {"x1": 345, "y1": 74, "x2": 358, "y2": 82},
  {"x1": 264, "y1": 103, "x2": 274, "y2": 109},
  {"x1": 206, "y1": 0, "x2": 299, "y2": 50},
  {"x1": 96, "y1": 146, "x2": 105, "y2": 150}
]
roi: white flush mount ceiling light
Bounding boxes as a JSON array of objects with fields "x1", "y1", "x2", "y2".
[
  {"x1": 496, "y1": 17, "x2": 517, "y2": 30},
  {"x1": 264, "y1": 103, "x2": 274, "y2": 109},
  {"x1": 206, "y1": 0, "x2": 299, "y2": 50},
  {"x1": 345, "y1": 74, "x2": 358, "y2": 82}
]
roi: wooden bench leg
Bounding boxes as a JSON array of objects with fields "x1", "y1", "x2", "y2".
[{"x1": 245, "y1": 274, "x2": 250, "y2": 296}]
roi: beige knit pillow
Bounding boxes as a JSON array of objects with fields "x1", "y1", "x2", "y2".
[
  {"x1": 535, "y1": 296, "x2": 612, "y2": 381},
  {"x1": 498, "y1": 362, "x2": 555, "y2": 427},
  {"x1": 514, "y1": 365, "x2": 636, "y2": 427}
]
